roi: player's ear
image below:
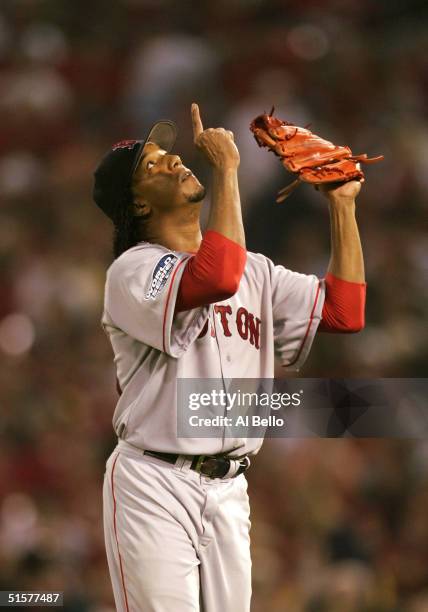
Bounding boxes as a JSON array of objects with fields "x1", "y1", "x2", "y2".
[{"x1": 133, "y1": 199, "x2": 152, "y2": 218}]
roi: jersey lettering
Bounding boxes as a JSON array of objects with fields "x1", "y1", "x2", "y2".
[
  {"x1": 236, "y1": 307, "x2": 249, "y2": 340},
  {"x1": 214, "y1": 305, "x2": 232, "y2": 336},
  {"x1": 197, "y1": 319, "x2": 216, "y2": 339},
  {"x1": 198, "y1": 304, "x2": 261, "y2": 350},
  {"x1": 247, "y1": 312, "x2": 261, "y2": 349}
]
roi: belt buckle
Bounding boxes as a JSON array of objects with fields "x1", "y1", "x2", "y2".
[
  {"x1": 193, "y1": 455, "x2": 249, "y2": 479},
  {"x1": 194, "y1": 455, "x2": 228, "y2": 479},
  {"x1": 193, "y1": 455, "x2": 206, "y2": 474}
]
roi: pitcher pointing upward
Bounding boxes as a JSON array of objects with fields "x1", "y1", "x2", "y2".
[{"x1": 93, "y1": 102, "x2": 366, "y2": 611}]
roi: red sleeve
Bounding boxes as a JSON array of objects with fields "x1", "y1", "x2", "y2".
[
  {"x1": 318, "y1": 272, "x2": 366, "y2": 333},
  {"x1": 175, "y1": 230, "x2": 247, "y2": 313}
]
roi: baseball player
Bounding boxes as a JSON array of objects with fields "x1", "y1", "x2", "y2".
[{"x1": 93, "y1": 103, "x2": 366, "y2": 611}]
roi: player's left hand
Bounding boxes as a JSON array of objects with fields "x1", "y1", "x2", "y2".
[{"x1": 315, "y1": 179, "x2": 363, "y2": 201}]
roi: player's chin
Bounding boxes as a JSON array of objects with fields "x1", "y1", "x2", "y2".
[{"x1": 185, "y1": 183, "x2": 206, "y2": 203}]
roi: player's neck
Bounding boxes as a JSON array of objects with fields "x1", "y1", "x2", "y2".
[{"x1": 138, "y1": 206, "x2": 202, "y2": 254}]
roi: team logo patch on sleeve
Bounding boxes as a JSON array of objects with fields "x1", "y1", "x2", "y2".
[{"x1": 145, "y1": 254, "x2": 178, "y2": 299}]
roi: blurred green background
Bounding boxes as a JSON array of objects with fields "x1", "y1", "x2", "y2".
[{"x1": 0, "y1": 1, "x2": 427, "y2": 610}]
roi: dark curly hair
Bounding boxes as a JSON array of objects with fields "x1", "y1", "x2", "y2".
[{"x1": 112, "y1": 186, "x2": 150, "y2": 259}]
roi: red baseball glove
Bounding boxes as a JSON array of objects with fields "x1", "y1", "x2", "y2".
[{"x1": 250, "y1": 108, "x2": 383, "y2": 202}]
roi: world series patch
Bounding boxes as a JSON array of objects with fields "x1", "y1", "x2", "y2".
[{"x1": 145, "y1": 254, "x2": 178, "y2": 299}]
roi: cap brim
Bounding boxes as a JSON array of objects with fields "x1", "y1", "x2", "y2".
[{"x1": 131, "y1": 120, "x2": 178, "y2": 176}]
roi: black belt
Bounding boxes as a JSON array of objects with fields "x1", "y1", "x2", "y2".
[{"x1": 144, "y1": 450, "x2": 250, "y2": 480}]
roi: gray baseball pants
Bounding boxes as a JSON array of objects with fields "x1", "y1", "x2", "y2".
[{"x1": 103, "y1": 439, "x2": 252, "y2": 611}]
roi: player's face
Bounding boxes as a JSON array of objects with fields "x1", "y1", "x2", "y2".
[{"x1": 132, "y1": 142, "x2": 205, "y2": 212}]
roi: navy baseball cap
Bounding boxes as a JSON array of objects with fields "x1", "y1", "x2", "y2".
[{"x1": 93, "y1": 120, "x2": 177, "y2": 223}]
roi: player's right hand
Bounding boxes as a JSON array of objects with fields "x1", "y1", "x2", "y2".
[{"x1": 192, "y1": 103, "x2": 240, "y2": 170}]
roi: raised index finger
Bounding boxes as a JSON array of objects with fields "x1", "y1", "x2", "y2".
[{"x1": 191, "y1": 103, "x2": 203, "y2": 140}]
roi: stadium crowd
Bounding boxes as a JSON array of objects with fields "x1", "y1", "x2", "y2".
[{"x1": 0, "y1": 1, "x2": 427, "y2": 610}]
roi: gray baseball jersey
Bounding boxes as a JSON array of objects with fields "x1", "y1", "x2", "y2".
[{"x1": 102, "y1": 241, "x2": 325, "y2": 457}]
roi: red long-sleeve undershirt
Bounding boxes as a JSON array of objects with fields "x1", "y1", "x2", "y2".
[
  {"x1": 176, "y1": 230, "x2": 366, "y2": 333},
  {"x1": 175, "y1": 230, "x2": 247, "y2": 312},
  {"x1": 318, "y1": 272, "x2": 366, "y2": 333}
]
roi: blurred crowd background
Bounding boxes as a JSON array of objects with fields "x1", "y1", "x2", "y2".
[{"x1": 0, "y1": 0, "x2": 427, "y2": 610}]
